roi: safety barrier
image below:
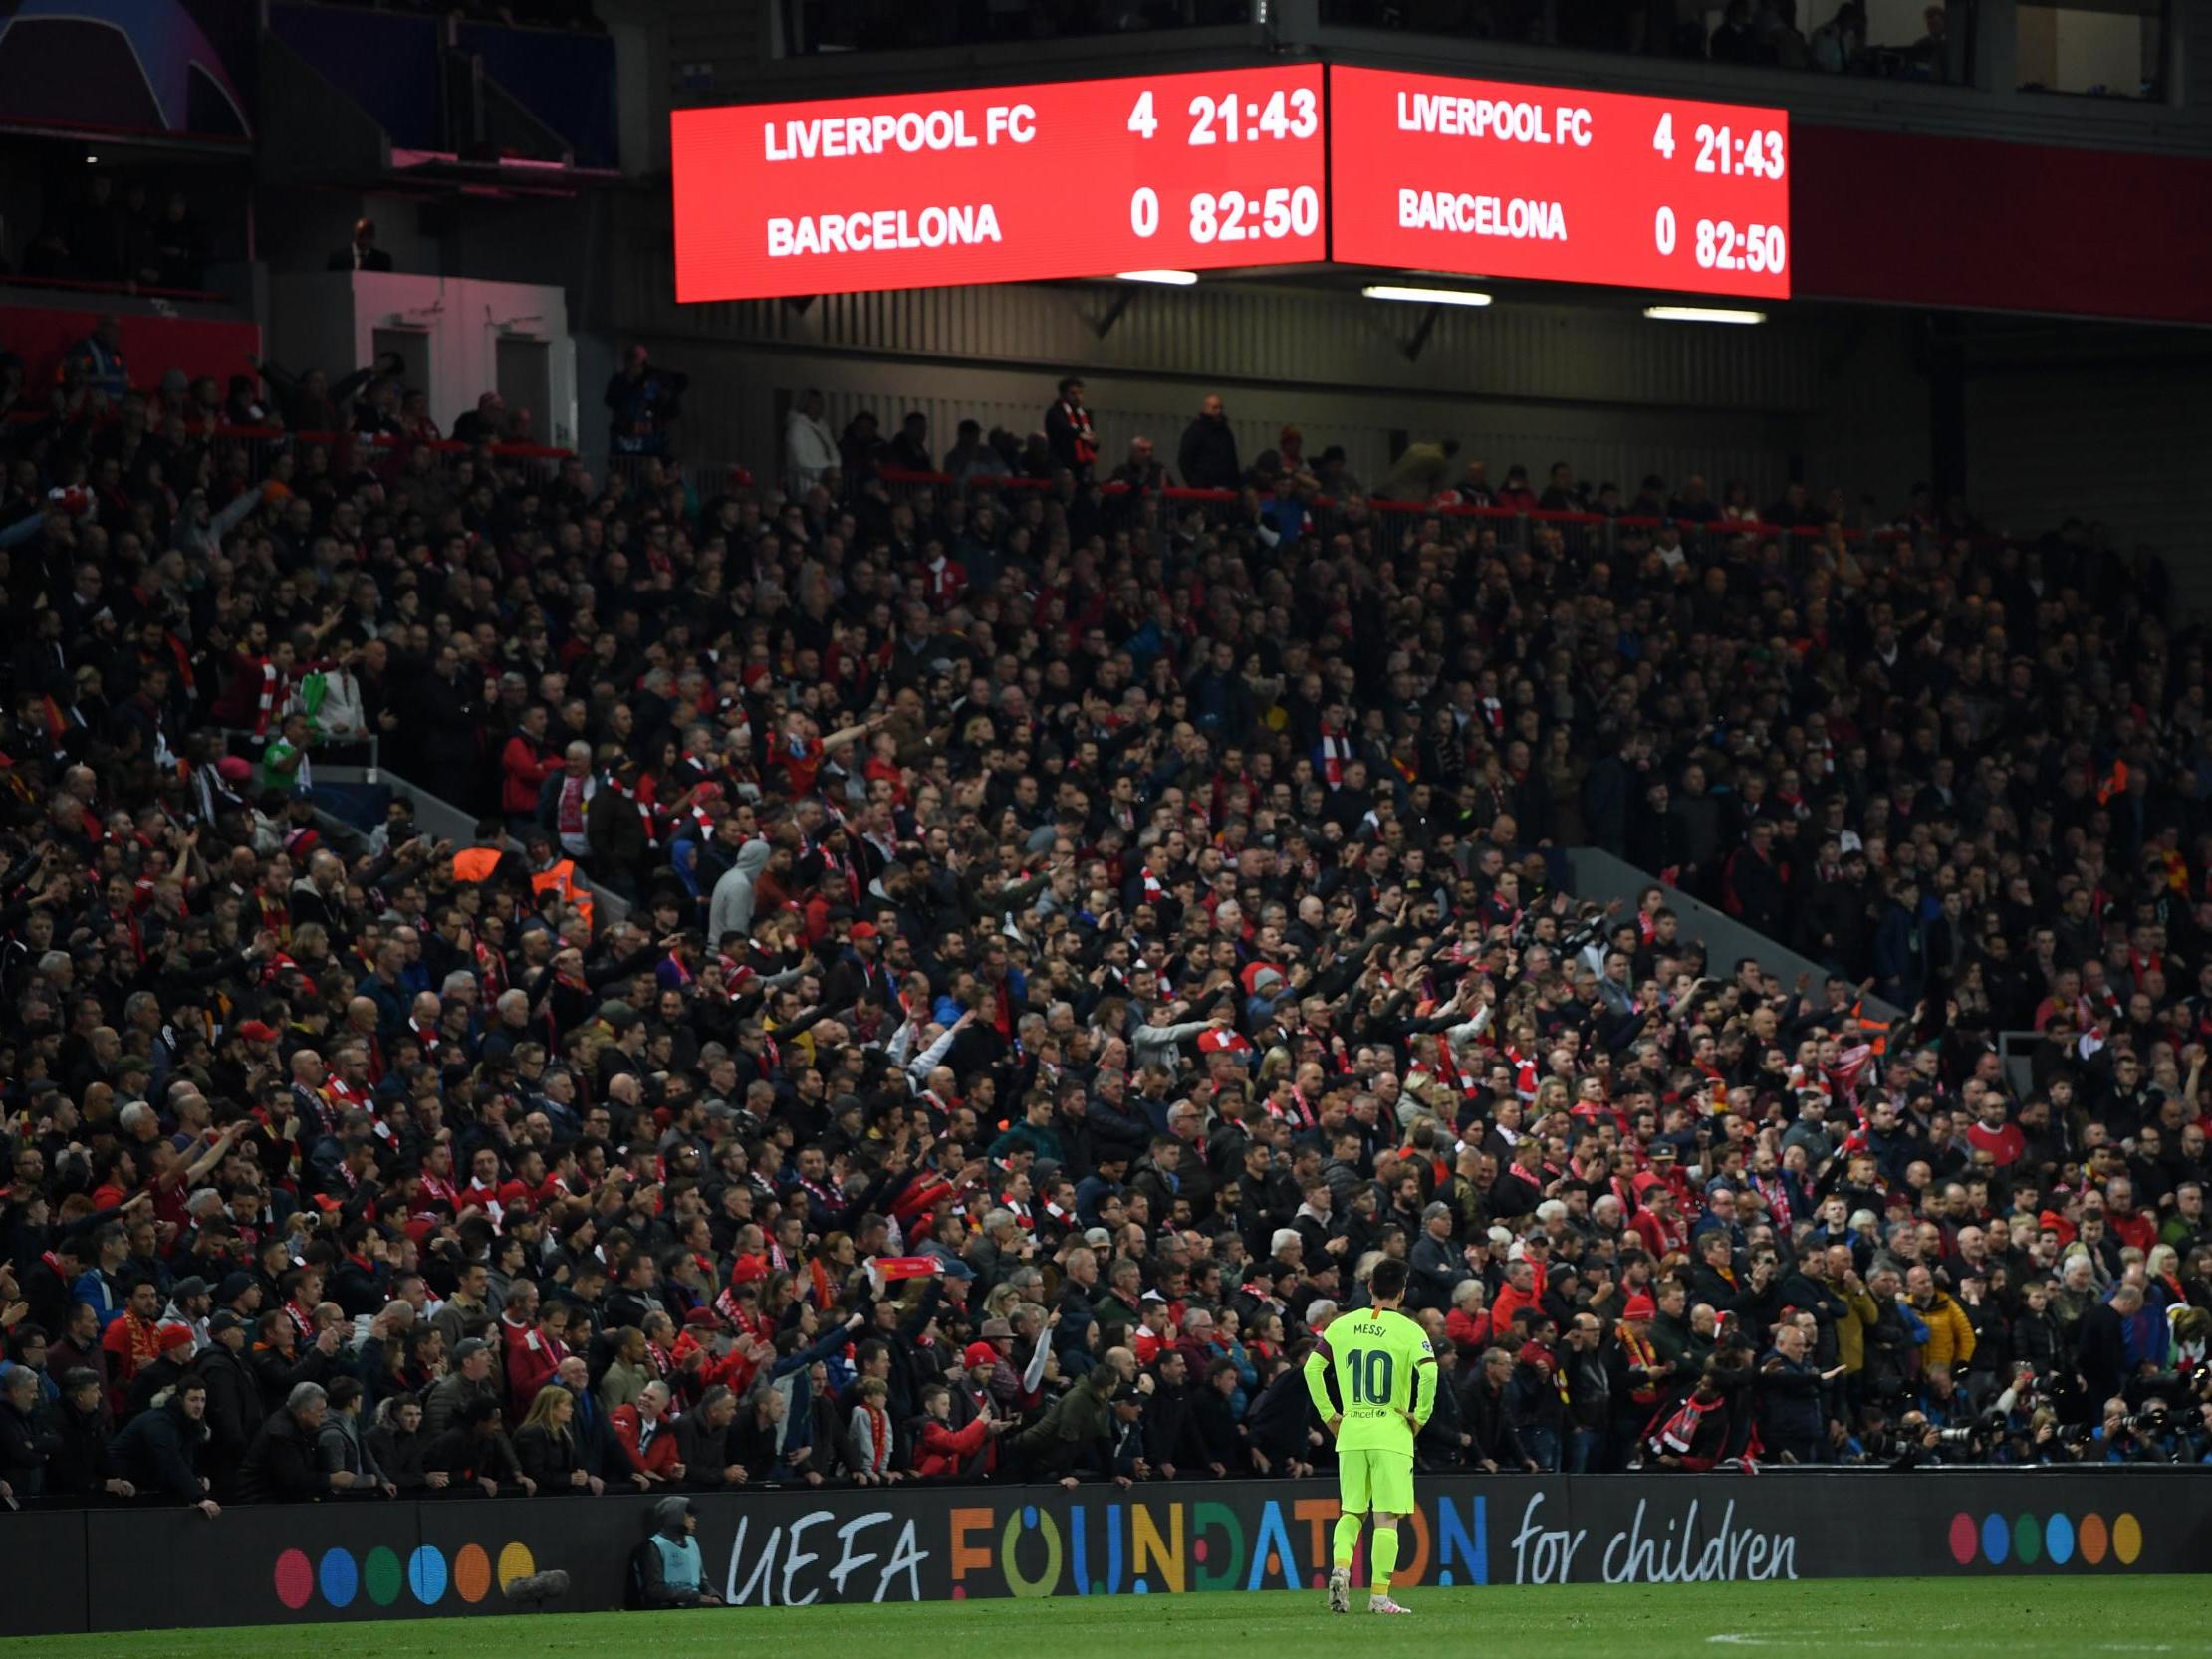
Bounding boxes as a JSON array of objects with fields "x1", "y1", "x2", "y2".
[
  {"x1": 7, "y1": 1468, "x2": 2205, "y2": 1632},
  {"x1": 19, "y1": 405, "x2": 1963, "y2": 570},
  {"x1": 1562, "y1": 846, "x2": 1905, "y2": 1026},
  {"x1": 7, "y1": 409, "x2": 575, "y2": 494},
  {"x1": 205, "y1": 425, "x2": 576, "y2": 491},
  {"x1": 854, "y1": 466, "x2": 1950, "y2": 566}
]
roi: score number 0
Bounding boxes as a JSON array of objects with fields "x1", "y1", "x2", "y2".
[{"x1": 1650, "y1": 113, "x2": 1786, "y2": 274}]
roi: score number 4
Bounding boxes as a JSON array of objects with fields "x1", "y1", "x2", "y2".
[{"x1": 1127, "y1": 87, "x2": 1319, "y2": 144}]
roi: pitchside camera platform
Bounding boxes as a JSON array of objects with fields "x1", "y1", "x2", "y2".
[{"x1": 668, "y1": 63, "x2": 1788, "y2": 304}]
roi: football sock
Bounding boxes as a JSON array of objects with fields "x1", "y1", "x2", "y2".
[
  {"x1": 1369, "y1": 1525, "x2": 1399, "y2": 1598},
  {"x1": 1332, "y1": 1512, "x2": 1363, "y2": 1570}
]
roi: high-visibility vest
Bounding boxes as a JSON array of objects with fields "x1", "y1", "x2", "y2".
[
  {"x1": 451, "y1": 846, "x2": 502, "y2": 883},
  {"x1": 530, "y1": 859, "x2": 594, "y2": 932}
]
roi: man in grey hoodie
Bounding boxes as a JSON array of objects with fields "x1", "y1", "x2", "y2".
[
  {"x1": 633, "y1": 1495, "x2": 721, "y2": 1607},
  {"x1": 316, "y1": 1374, "x2": 397, "y2": 1497},
  {"x1": 707, "y1": 838, "x2": 772, "y2": 948}
]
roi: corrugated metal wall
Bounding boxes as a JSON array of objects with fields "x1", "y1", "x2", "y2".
[
  {"x1": 626, "y1": 299, "x2": 1927, "y2": 516},
  {"x1": 663, "y1": 352, "x2": 1805, "y2": 506},
  {"x1": 616, "y1": 209, "x2": 1821, "y2": 408},
  {"x1": 1965, "y1": 346, "x2": 2212, "y2": 609},
  {"x1": 614, "y1": 185, "x2": 1931, "y2": 508}
]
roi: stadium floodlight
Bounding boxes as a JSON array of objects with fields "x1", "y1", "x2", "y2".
[
  {"x1": 1113, "y1": 269, "x2": 1199, "y2": 285},
  {"x1": 1642, "y1": 305, "x2": 1767, "y2": 325},
  {"x1": 1362, "y1": 284, "x2": 1491, "y2": 307}
]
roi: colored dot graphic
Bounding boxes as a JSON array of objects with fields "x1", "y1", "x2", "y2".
[
  {"x1": 319, "y1": 1547, "x2": 359, "y2": 1608},
  {"x1": 2081, "y1": 1514, "x2": 2108, "y2": 1564},
  {"x1": 1947, "y1": 1511, "x2": 2139, "y2": 1569},
  {"x1": 1979, "y1": 1514, "x2": 2008, "y2": 1565},
  {"x1": 454, "y1": 1543, "x2": 492, "y2": 1602},
  {"x1": 2113, "y1": 1513, "x2": 2143, "y2": 1564},
  {"x1": 408, "y1": 1545, "x2": 449, "y2": 1605},
  {"x1": 2045, "y1": 1514, "x2": 2075, "y2": 1565},
  {"x1": 273, "y1": 1548, "x2": 314, "y2": 1611},
  {"x1": 497, "y1": 1541, "x2": 537, "y2": 1592},
  {"x1": 275, "y1": 1540, "x2": 550, "y2": 1611},
  {"x1": 364, "y1": 1546, "x2": 403, "y2": 1607}
]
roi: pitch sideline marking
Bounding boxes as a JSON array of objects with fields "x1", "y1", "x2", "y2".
[{"x1": 1709, "y1": 1639, "x2": 2177, "y2": 1653}]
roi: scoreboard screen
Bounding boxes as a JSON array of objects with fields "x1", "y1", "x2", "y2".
[
  {"x1": 1327, "y1": 66, "x2": 1790, "y2": 299},
  {"x1": 671, "y1": 66, "x2": 1327, "y2": 302},
  {"x1": 670, "y1": 64, "x2": 1789, "y2": 303}
]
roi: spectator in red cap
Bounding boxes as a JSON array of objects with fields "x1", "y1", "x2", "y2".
[
  {"x1": 823, "y1": 920, "x2": 897, "y2": 1011},
  {"x1": 1607, "y1": 1292, "x2": 1671, "y2": 1465},
  {"x1": 123, "y1": 1323, "x2": 201, "y2": 1417}
]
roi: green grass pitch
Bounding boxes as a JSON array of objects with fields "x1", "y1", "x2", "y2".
[{"x1": 8, "y1": 1576, "x2": 2211, "y2": 1659}]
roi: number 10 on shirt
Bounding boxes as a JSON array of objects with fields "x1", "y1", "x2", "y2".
[{"x1": 1347, "y1": 1349, "x2": 1395, "y2": 1404}]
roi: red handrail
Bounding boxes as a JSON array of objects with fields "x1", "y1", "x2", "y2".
[
  {"x1": 871, "y1": 467, "x2": 1899, "y2": 543},
  {"x1": 0, "y1": 408, "x2": 574, "y2": 461},
  {"x1": 0, "y1": 272, "x2": 235, "y2": 304}
]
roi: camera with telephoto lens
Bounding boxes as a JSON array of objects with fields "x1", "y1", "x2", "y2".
[
  {"x1": 1933, "y1": 1411, "x2": 2008, "y2": 1451},
  {"x1": 2125, "y1": 1402, "x2": 2171, "y2": 1436}
]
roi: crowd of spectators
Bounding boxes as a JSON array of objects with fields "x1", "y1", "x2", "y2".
[{"x1": 0, "y1": 328, "x2": 2209, "y2": 1518}]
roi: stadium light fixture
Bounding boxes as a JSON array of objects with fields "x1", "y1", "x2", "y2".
[
  {"x1": 1113, "y1": 269, "x2": 1198, "y2": 286},
  {"x1": 1362, "y1": 284, "x2": 1491, "y2": 307},
  {"x1": 1642, "y1": 305, "x2": 1767, "y2": 326}
]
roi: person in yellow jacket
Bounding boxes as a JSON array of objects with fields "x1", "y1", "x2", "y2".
[
  {"x1": 1821, "y1": 1245, "x2": 1883, "y2": 1375},
  {"x1": 1903, "y1": 1264, "x2": 1976, "y2": 1371}
]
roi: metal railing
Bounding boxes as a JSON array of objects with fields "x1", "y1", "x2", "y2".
[
  {"x1": 315, "y1": 763, "x2": 631, "y2": 927},
  {"x1": 1564, "y1": 846, "x2": 1904, "y2": 1025},
  {"x1": 216, "y1": 727, "x2": 380, "y2": 785},
  {"x1": 859, "y1": 463, "x2": 1954, "y2": 566}
]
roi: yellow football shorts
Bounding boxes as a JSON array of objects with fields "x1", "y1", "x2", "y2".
[{"x1": 1337, "y1": 1446, "x2": 1415, "y2": 1515}]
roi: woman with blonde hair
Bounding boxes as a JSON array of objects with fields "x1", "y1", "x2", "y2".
[
  {"x1": 515, "y1": 1382, "x2": 602, "y2": 1495},
  {"x1": 2147, "y1": 1244, "x2": 2189, "y2": 1314}
]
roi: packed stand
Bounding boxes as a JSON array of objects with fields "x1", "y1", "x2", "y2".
[{"x1": 0, "y1": 340, "x2": 2208, "y2": 1521}]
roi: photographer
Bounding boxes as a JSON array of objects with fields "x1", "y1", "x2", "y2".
[
  {"x1": 2095, "y1": 1392, "x2": 2195, "y2": 1464},
  {"x1": 2089, "y1": 1396, "x2": 2155, "y2": 1464}
]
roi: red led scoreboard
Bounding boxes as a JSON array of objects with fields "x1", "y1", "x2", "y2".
[
  {"x1": 1326, "y1": 66, "x2": 1789, "y2": 299},
  {"x1": 671, "y1": 66, "x2": 1326, "y2": 302},
  {"x1": 669, "y1": 64, "x2": 1788, "y2": 303}
]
